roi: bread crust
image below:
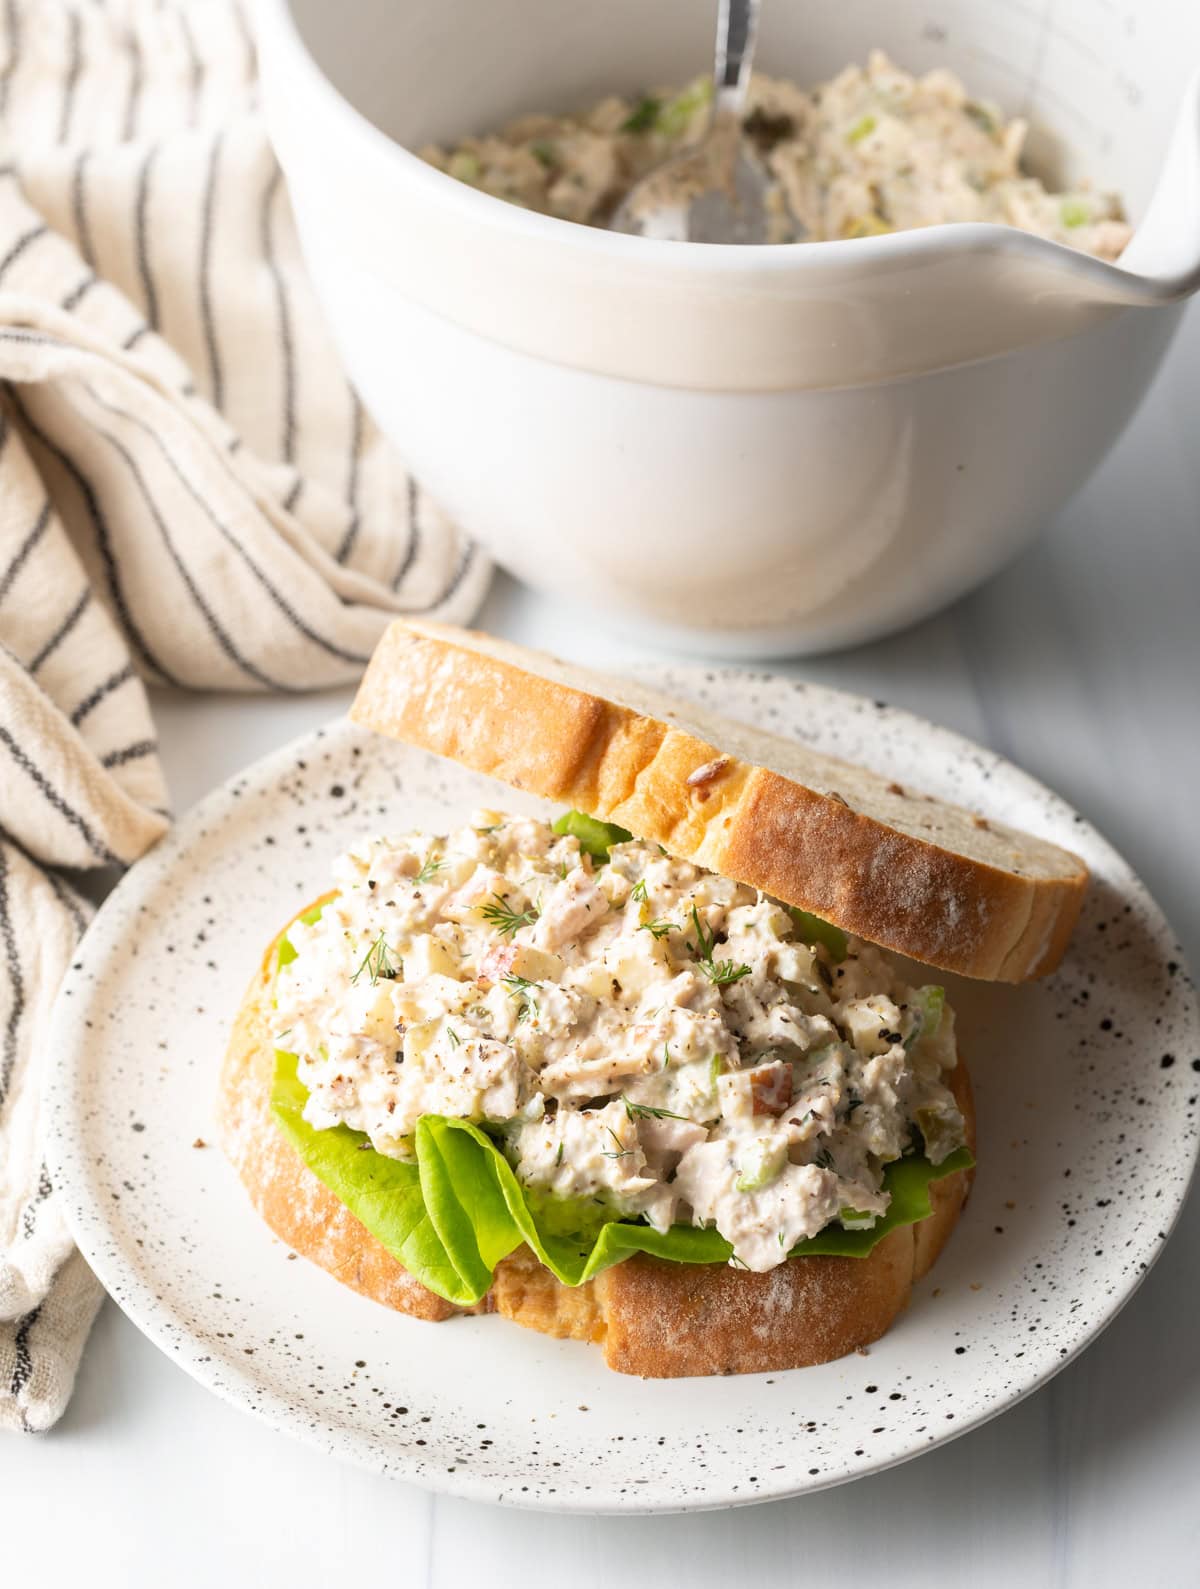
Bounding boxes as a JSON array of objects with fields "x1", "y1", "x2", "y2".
[
  {"x1": 219, "y1": 911, "x2": 976, "y2": 1377},
  {"x1": 350, "y1": 620, "x2": 1087, "y2": 982}
]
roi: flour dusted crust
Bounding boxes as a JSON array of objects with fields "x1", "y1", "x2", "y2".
[
  {"x1": 350, "y1": 620, "x2": 1088, "y2": 982},
  {"x1": 219, "y1": 912, "x2": 975, "y2": 1378}
]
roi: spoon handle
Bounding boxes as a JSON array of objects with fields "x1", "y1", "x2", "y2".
[{"x1": 713, "y1": 0, "x2": 762, "y2": 117}]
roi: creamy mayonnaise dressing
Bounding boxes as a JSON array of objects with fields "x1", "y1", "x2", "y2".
[
  {"x1": 421, "y1": 50, "x2": 1130, "y2": 259},
  {"x1": 275, "y1": 812, "x2": 966, "y2": 1273}
]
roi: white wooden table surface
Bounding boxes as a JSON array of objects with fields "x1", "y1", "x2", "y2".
[{"x1": 5, "y1": 306, "x2": 1198, "y2": 1587}]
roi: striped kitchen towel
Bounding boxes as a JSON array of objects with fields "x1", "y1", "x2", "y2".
[{"x1": 0, "y1": 0, "x2": 490, "y2": 1432}]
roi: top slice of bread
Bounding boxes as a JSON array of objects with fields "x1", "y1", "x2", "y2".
[{"x1": 350, "y1": 620, "x2": 1087, "y2": 982}]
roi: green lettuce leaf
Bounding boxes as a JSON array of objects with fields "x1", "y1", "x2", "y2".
[
  {"x1": 784, "y1": 904, "x2": 848, "y2": 962},
  {"x1": 270, "y1": 1049, "x2": 973, "y2": 1306},
  {"x1": 791, "y1": 1145, "x2": 974, "y2": 1256},
  {"x1": 276, "y1": 900, "x2": 327, "y2": 969}
]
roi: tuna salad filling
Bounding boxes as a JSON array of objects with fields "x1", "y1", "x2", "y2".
[
  {"x1": 274, "y1": 809, "x2": 967, "y2": 1275},
  {"x1": 421, "y1": 50, "x2": 1130, "y2": 259}
]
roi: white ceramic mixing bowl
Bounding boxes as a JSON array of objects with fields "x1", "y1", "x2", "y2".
[{"x1": 254, "y1": 0, "x2": 1200, "y2": 657}]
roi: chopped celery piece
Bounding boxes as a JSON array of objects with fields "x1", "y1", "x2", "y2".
[
  {"x1": 964, "y1": 101, "x2": 997, "y2": 135},
  {"x1": 843, "y1": 213, "x2": 893, "y2": 238},
  {"x1": 620, "y1": 96, "x2": 661, "y2": 134},
  {"x1": 847, "y1": 113, "x2": 877, "y2": 144},
  {"x1": 447, "y1": 151, "x2": 481, "y2": 183},
  {"x1": 276, "y1": 901, "x2": 326, "y2": 970},
  {"x1": 657, "y1": 78, "x2": 713, "y2": 138},
  {"x1": 916, "y1": 1105, "x2": 963, "y2": 1164},
  {"x1": 1061, "y1": 196, "x2": 1090, "y2": 228},
  {"x1": 735, "y1": 1139, "x2": 786, "y2": 1192},
  {"x1": 839, "y1": 1207, "x2": 877, "y2": 1228},
  {"x1": 552, "y1": 810, "x2": 633, "y2": 860},
  {"x1": 909, "y1": 985, "x2": 946, "y2": 1049}
]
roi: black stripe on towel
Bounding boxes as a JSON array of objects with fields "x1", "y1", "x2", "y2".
[
  {"x1": 334, "y1": 395, "x2": 365, "y2": 564},
  {"x1": 0, "y1": 223, "x2": 48, "y2": 284},
  {"x1": 198, "y1": 132, "x2": 225, "y2": 410},
  {"x1": 71, "y1": 150, "x2": 96, "y2": 268},
  {"x1": 61, "y1": 271, "x2": 98, "y2": 312},
  {"x1": 8, "y1": 1306, "x2": 41, "y2": 1402},
  {"x1": 0, "y1": 500, "x2": 51, "y2": 605},
  {"x1": 57, "y1": 5, "x2": 81, "y2": 144},
  {"x1": 133, "y1": 143, "x2": 161, "y2": 328},
  {"x1": 0, "y1": 843, "x2": 24, "y2": 1106},
  {"x1": 45, "y1": 867, "x2": 88, "y2": 937},
  {"x1": 392, "y1": 477, "x2": 422, "y2": 591},
  {"x1": 31, "y1": 587, "x2": 92, "y2": 672},
  {"x1": 0, "y1": 726, "x2": 123, "y2": 867},
  {"x1": 85, "y1": 386, "x2": 372, "y2": 666},
  {"x1": 88, "y1": 416, "x2": 291, "y2": 690},
  {"x1": 69, "y1": 661, "x2": 134, "y2": 726},
  {"x1": 7, "y1": 386, "x2": 184, "y2": 686},
  {"x1": 100, "y1": 738, "x2": 157, "y2": 769},
  {"x1": 20, "y1": 1163, "x2": 53, "y2": 1239},
  {"x1": 260, "y1": 167, "x2": 296, "y2": 462},
  {"x1": 432, "y1": 540, "x2": 479, "y2": 611}
]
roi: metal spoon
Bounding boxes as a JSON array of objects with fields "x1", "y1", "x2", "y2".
[{"x1": 610, "y1": 0, "x2": 770, "y2": 243}]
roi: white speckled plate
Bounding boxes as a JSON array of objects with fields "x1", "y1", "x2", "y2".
[{"x1": 46, "y1": 668, "x2": 1200, "y2": 1512}]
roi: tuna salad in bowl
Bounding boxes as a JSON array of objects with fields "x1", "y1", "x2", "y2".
[
  {"x1": 423, "y1": 51, "x2": 1133, "y2": 259},
  {"x1": 255, "y1": 0, "x2": 1200, "y2": 655}
]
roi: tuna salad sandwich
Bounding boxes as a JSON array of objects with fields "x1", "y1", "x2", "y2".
[{"x1": 219, "y1": 622, "x2": 1088, "y2": 1377}]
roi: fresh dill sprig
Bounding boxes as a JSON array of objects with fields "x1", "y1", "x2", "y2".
[
  {"x1": 602, "y1": 1126, "x2": 634, "y2": 1160},
  {"x1": 502, "y1": 972, "x2": 539, "y2": 1022},
  {"x1": 689, "y1": 905, "x2": 751, "y2": 988},
  {"x1": 630, "y1": 878, "x2": 649, "y2": 903},
  {"x1": 707, "y1": 959, "x2": 752, "y2": 987},
  {"x1": 413, "y1": 852, "x2": 444, "y2": 886},
  {"x1": 350, "y1": 930, "x2": 399, "y2": 985},
  {"x1": 480, "y1": 893, "x2": 539, "y2": 938},
  {"x1": 621, "y1": 1095, "x2": 687, "y2": 1122},
  {"x1": 639, "y1": 918, "x2": 674, "y2": 941},
  {"x1": 446, "y1": 1027, "x2": 461, "y2": 1048}
]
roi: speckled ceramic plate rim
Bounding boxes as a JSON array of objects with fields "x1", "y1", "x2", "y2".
[{"x1": 45, "y1": 665, "x2": 1200, "y2": 1512}]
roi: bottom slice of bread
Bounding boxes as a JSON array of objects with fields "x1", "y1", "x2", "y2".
[{"x1": 219, "y1": 920, "x2": 975, "y2": 1377}]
